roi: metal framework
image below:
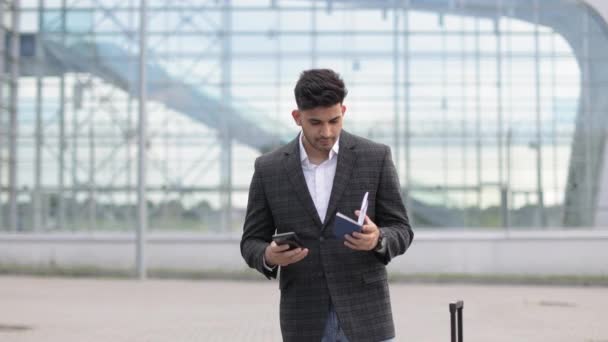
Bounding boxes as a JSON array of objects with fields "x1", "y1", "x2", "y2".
[
  {"x1": 1, "y1": 0, "x2": 20, "y2": 231},
  {"x1": 0, "y1": 0, "x2": 606, "y2": 234}
]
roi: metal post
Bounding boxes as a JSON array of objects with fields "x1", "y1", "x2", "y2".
[
  {"x1": 582, "y1": 5, "x2": 593, "y2": 226},
  {"x1": 34, "y1": 0, "x2": 45, "y2": 231},
  {"x1": 551, "y1": 32, "x2": 558, "y2": 215},
  {"x1": 274, "y1": 1, "x2": 282, "y2": 147},
  {"x1": 127, "y1": 0, "x2": 135, "y2": 231},
  {"x1": 460, "y1": 14, "x2": 468, "y2": 226},
  {"x1": 71, "y1": 81, "x2": 79, "y2": 228},
  {"x1": 495, "y1": 1, "x2": 506, "y2": 228},
  {"x1": 136, "y1": 0, "x2": 148, "y2": 280},
  {"x1": 127, "y1": 94, "x2": 134, "y2": 230},
  {"x1": 506, "y1": 6, "x2": 514, "y2": 228},
  {"x1": 474, "y1": 18, "x2": 482, "y2": 212},
  {"x1": 88, "y1": 90, "x2": 96, "y2": 231},
  {"x1": 57, "y1": 0, "x2": 67, "y2": 230},
  {"x1": 402, "y1": 1, "x2": 413, "y2": 224},
  {"x1": 9, "y1": 0, "x2": 21, "y2": 232},
  {"x1": 533, "y1": 0, "x2": 546, "y2": 227},
  {"x1": 0, "y1": 0, "x2": 5, "y2": 228},
  {"x1": 392, "y1": 1, "x2": 400, "y2": 186},
  {"x1": 220, "y1": 0, "x2": 233, "y2": 232},
  {"x1": 311, "y1": 1, "x2": 317, "y2": 68},
  {"x1": 440, "y1": 14, "x2": 448, "y2": 205},
  {"x1": 505, "y1": 128, "x2": 512, "y2": 229}
]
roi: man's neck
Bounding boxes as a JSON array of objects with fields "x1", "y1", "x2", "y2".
[{"x1": 302, "y1": 139, "x2": 329, "y2": 165}]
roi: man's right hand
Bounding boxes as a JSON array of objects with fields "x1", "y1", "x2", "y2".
[{"x1": 264, "y1": 241, "x2": 309, "y2": 267}]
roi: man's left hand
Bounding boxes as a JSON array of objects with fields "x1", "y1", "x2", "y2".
[{"x1": 344, "y1": 210, "x2": 380, "y2": 251}]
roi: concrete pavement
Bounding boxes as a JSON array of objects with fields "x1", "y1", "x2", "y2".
[{"x1": 1, "y1": 276, "x2": 607, "y2": 341}]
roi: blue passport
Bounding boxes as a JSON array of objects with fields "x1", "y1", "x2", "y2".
[
  {"x1": 333, "y1": 213, "x2": 363, "y2": 240},
  {"x1": 333, "y1": 192, "x2": 368, "y2": 240}
]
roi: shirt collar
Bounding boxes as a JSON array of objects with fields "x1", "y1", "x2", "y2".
[{"x1": 299, "y1": 131, "x2": 340, "y2": 165}]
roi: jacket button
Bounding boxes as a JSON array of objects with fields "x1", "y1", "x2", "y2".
[{"x1": 319, "y1": 236, "x2": 325, "y2": 241}]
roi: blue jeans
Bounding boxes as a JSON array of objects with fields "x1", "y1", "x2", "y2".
[{"x1": 321, "y1": 304, "x2": 395, "y2": 342}]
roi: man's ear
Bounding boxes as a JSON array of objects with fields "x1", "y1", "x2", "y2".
[
  {"x1": 292, "y1": 109, "x2": 302, "y2": 126},
  {"x1": 341, "y1": 105, "x2": 346, "y2": 116}
]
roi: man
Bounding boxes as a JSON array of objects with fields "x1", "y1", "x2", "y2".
[{"x1": 241, "y1": 69, "x2": 413, "y2": 342}]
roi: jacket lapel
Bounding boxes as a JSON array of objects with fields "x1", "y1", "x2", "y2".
[
  {"x1": 322, "y1": 131, "x2": 357, "y2": 230},
  {"x1": 283, "y1": 135, "x2": 323, "y2": 228}
]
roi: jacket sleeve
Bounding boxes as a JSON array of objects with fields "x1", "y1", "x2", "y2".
[
  {"x1": 374, "y1": 145, "x2": 414, "y2": 265},
  {"x1": 240, "y1": 158, "x2": 278, "y2": 279}
]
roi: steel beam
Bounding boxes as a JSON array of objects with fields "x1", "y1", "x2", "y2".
[
  {"x1": 220, "y1": 0, "x2": 233, "y2": 232},
  {"x1": 136, "y1": 0, "x2": 148, "y2": 280},
  {"x1": 0, "y1": 0, "x2": 5, "y2": 229},
  {"x1": 34, "y1": 0, "x2": 45, "y2": 231},
  {"x1": 57, "y1": 0, "x2": 67, "y2": 230},
  {"x1": 533, "y1": 0, "x2": 546, "y2": 227},
  {"x1": 9, "y1": 0, "x2": 20, "y2": 232}
]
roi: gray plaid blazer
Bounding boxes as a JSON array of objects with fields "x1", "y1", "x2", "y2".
[{"x1": 241, "y1": 130, "x2": 413, "y2": 342}]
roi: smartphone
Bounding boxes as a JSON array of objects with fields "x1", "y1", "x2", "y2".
[{"x1": 272, "y1": 232, "x2": 303, "y2": 250}]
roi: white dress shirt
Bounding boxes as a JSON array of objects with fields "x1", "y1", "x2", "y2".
[
  {"x1": 298, "y1": 131, "x2": 339, "y2": 224},
  {"x1": 263, "y1": 132, "x2": 340, "y2": 271}
]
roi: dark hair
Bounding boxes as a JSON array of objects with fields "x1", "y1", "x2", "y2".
[{"x1": 294, "y1": 69, "x2": 348, "y2": 110}]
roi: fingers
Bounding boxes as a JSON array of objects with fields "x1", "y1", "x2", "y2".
[
  {"x1": 354, "y1": 210, "x2": 373, "y2": 225},
  {"x1": 277, "y1": 248, "x2": 309, "y2": 267},
  {"x1": 351, "y1": 231, "x2": 366, "y2": 239},
  {"x1": 344, "y1": 234, "x2": 362, "y2": 250},
  {"x1": 270, "y1": 241, "x2": 291, "y2": 252},
  {"x1": 285, "y1": 248, "x2": 309, "y2": 265},
  {"x1": 361, "y1": 224, "x2": 376, "y2": 233},
  {"x1": 345, "y1": 234, "x2": 357, "y2": 242},
  {"x1": 344, "y1": 233, "x2": 367, "y2": 250},
  {"x1": 280, "y1": 247, "x2": 305, "y2": 259},
  {"x1": 344, "y1": 230, "x2": 378, "y2": 251},
  {"x1": 345, "y1": 232, "x2": 372, "y2": 242},
  {"x1": 344, "y1": 239, "x2": 361, "y2": 251}
]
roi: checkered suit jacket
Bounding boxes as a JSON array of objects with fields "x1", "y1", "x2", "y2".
[{"x1": 241, "y1": 130, "x2": 414, "y2": 342}]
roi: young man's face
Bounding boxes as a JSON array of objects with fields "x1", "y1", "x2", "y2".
[{"x1": 292, "y1": 103, "x2": 346, "y2": 154}]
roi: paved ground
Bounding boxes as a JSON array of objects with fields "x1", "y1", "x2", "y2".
[{"x1": 1, "y1": 276, "x2": 608, "y2": 342}]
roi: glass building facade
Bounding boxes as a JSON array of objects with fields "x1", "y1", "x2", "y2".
[{"x1": 1, "y1": 0, "x2": 608, "y2": 232}]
